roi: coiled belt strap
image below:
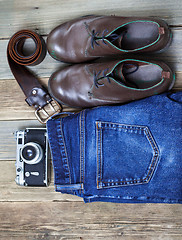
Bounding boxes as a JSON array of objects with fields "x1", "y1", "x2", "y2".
[{"x1": 7, "y1": 30, "x2": 61, "y2": 123}]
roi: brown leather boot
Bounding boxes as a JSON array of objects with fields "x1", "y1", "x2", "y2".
[
  {"x1": 47, "y1": 15, "x2": 172, "y2": 63},
  {"x1": 48, "y1": 59, "x2": 174, "y2": 108}
]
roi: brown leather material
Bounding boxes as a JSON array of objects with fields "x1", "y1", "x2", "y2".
[
  {"x1": 47, "y1": 15, "x2": 172, "y2": 63},
  {"x1": 7, "y1": 30, "x2": 52, "y2": 110},
  {"x1": 48, "y1": 59, "x2": 174, "y2": 108}
]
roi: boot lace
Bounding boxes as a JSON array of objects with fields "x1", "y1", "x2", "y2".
[
  {"x1": 93, "y1": 68, "x2": 110, "y2": 88},
  {"x1": 91, "y1": 29, "x2": 125, "y2": 49},
  {"x1": 92, "y1": 63, "x2": 139, "y2": 89}
]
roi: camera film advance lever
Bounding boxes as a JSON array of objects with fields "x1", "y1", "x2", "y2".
[{"x1": 7, "y1": 30, "x2": 62, "y2": 124}]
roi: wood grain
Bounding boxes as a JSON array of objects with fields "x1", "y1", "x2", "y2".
[
  {"x1": 0, "y1": 0, "x2": 182, "y2": 39},
  {"x1": 0, "y1": 0, "x2": 182, "y2": 239},
  {"x1": 0, "y1": 37, "x2": 65, "y2": 80},
  {"x1": 1, "y1": 28, "x2": 182, "y2": 80},
  {"x1": 0, "y1": 202, "x2": 182, "y2": 240},
  {"x1": 0, "y1": 121, "x2": 42, "y2": 160},
  {"x1": 0, "y1": 75, "x2": 181, "y2": 121},
  {"x1": 0, "y1": 160, "x2": 81, "y2": 202},
  {"x1": 0, "y1": 79, "x2": 78, "y2": 121}
]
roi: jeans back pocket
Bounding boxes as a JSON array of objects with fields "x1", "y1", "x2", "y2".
[{"x1": 96, "y1": 121, "x2": 159, "y2": 189}]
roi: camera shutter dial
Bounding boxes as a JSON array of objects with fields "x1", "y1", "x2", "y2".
[{"x1": 21, "y1": 142, "x2": 43, "y2": 165}]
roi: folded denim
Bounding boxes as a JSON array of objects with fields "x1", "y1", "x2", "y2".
[{"x1": 47, "y1": 92, "x2": 182, "y2": 203}]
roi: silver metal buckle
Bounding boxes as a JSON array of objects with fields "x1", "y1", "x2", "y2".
[{"x1": 35, "y1": 99, "x2": 62, "y2": 124}]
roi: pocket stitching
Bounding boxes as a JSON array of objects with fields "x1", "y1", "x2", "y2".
[
  {"x1": 96, "y1": 121, "x2": 159, "y2": 189},
  {"x1": 142, "y1": 128, "x2": 159, "y2": 182}
]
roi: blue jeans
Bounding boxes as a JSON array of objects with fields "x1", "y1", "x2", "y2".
[{"x1": 47, "y1": 92, "x2": 182, "y2": 203}]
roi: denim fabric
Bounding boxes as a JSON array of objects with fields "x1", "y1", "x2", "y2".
[{"x1": 47, "y1": 92, "x2": 182, "y2": 203}]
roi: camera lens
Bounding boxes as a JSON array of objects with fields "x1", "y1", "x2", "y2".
[
  {"x1": 22, "y1": 146, "x2": 36, "y2": 161},
  {"x1": 21, "y1": 142, "x2": 43, "y2": 164}
]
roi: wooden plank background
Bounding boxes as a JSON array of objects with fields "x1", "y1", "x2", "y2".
[{"x1": 0, "y1": 0, "x2": 182, "y2": 239}]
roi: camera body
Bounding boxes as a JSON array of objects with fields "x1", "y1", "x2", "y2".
[{"x1": 15, "y1": 128, "x2": 51, "y2": 187}]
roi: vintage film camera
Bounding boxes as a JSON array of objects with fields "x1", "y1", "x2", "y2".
[{"x1": 15, "y1": 128, "x2": 51, "y2": 186}]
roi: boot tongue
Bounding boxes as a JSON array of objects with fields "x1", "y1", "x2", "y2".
[
  {"x1": 106, "y1": 32, "x2": 124, "y2": 48},
  {"x1": 111, "y1": 62, "x2": 139, "y2": 88},
  {"x1": 111, "y1": 63, "x2": 125, "y2": 82}
]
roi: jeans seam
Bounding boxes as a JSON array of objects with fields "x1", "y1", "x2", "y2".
[
  {"x1": 96, "y1": 122, "x2": 99, "y2": 189},
  {"x1": 79, "y1": 112, "x2": 82, "y2": 194},
  {"x1": 96, "y1": 122, "x2": 102, "y2": 189},
  {"x1": 84, "y1": 195, "x2": 182, "y2": 202},
  {"x1": 60, "y1": 118, "x2": 72, "y2": 185},
  {"x1": 96, "y1": 121, "x2": 160, "y2": 189},
  {"x1": 80, "y1": 110, "x2": 85, "y2": 194}
]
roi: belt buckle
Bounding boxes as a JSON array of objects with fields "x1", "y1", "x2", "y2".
[{"x1": 35, "y1": 99, "x2": 62, "y2": 124}]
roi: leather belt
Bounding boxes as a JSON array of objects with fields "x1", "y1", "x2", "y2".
[{"x1": 7, "y1": 30, "x2": 62, "y2": 124}]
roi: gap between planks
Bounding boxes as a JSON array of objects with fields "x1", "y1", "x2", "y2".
[{"x1": 0, "y1": 25, "x2": 182, "y2": 41}]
